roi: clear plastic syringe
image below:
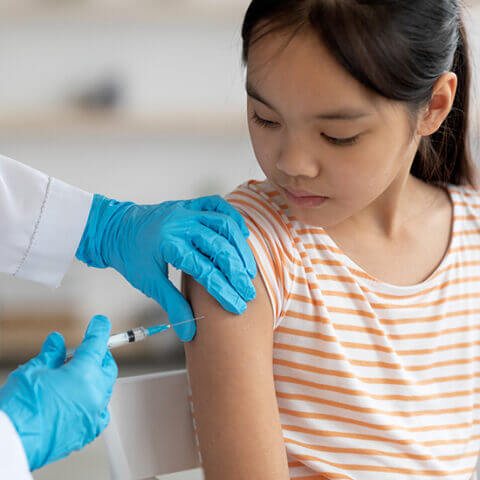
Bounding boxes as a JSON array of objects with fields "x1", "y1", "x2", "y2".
[{"x1": 65, "y1": 315, "x2": 205, "y2": 360}]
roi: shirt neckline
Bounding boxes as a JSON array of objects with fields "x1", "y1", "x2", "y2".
[{"x1": 320, "y1": 183, "x2": 457, "y2": 293}]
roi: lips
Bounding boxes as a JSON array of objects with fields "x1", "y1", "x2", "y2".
[
  {"x1": 281, "y1": 186, "x2": 329, "y2": 207},
  {"x1": 282, "y1": 187, "x2": 328, "y2": 199}
]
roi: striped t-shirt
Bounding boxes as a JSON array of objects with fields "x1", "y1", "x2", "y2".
[
  {"x1": 221, "y1": 179, "x2": 480, "y2": 480},
  {"x1": 189, "y1": 180, "x2": 480, "y2": 480}
]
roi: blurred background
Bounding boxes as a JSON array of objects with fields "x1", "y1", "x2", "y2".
[{"x1": 0, "y1": 0, "x2": 476, "y2": 478}]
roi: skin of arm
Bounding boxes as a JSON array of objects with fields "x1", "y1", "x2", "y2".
[{"x1": 182, "y1": 271, "x2": 290, "y2": 480}]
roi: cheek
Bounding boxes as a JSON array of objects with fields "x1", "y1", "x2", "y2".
[
  {"x1": 333, "y1": 144, "x2": 399, "y2": 205},
  {"x1": 249, "y1": 131, "x2": 276, "y2": 173},
  {"x1": 327, "y1": 144, "x2": 388, "y2": 198}
]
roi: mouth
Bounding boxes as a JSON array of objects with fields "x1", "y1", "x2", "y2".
[
  {"x1": 280, "y1": 186, "x2": 329, "y2": 207},
  {"x1": 282, "y1": 187, "x2": 328, "y2": 198}
]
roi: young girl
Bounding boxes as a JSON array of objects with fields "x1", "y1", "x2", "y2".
[{"x1": 183, "y1": 1, "x2": 480, "y2": 478}]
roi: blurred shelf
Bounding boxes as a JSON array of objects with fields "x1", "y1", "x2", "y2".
[
  {"x1": 0, "y1": 105, "x2": 477, "y2": 139},
  {"x1": 0, "y1": 108, "x2": 248, "y2": 138},
  {"x1": 0, "y1": 2, "x2": 248, "y2": 25}
]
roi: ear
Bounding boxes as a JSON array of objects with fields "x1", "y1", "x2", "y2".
[{"x1": 417, "y1": 72, "x2": 458, "y2": 136}]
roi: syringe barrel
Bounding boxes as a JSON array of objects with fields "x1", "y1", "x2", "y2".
[
  {"x1": 65, "y1": 326, "x2": 149, "y2": 361},
  {"x1": 107, "y1": 327, "x2": 147, "y2": 349}
]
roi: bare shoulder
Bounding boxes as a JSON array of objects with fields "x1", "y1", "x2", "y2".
[{"x1": 182, "y1": 271, "x2": 275, "y2": 354}]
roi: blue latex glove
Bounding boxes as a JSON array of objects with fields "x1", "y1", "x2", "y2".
[
  {"x1": 0, "y1": 315, "x2": 118, "y2": 472},
  {"x1": 76, "y1": 194, "x2": 257, "y2": 342}
]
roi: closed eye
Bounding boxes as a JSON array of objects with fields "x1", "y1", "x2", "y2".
[
  {"x1": 250, "y1": 111, "x2": 360, "y2": 146},
  {"x1": 251, "y1": 111, "x2": 279, "y2": 129}
]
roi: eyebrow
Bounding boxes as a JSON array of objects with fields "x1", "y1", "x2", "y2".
[{"x1": 245, "y1": 81, "x2": 373, "y2": 121}]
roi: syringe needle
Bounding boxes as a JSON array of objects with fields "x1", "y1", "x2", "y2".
[
  {"x1": 168, "y1": 315, "x2": 205, "y2": 329},
  {"x1": 147, "y1": 315, "x2": 205, "y2": 336}
]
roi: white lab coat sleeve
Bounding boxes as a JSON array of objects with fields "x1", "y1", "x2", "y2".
[
  {"x1": 0, "y1": 410, "x2": 32, "y2": 479},
  {"x1": 0, "y1": 153, "x2": 93, "y2": 288}
]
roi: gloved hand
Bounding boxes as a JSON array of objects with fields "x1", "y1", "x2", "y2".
[
  {"x1": 0, "y1": 315, "x2": 118, "y2": 472},
  {"x1": 76, "y1": 194, "x2": 257, "y2": 342}
]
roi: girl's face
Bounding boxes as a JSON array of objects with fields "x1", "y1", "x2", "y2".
[{"x1": 246, "y1": 27, "x2": 425, "y2": 233}]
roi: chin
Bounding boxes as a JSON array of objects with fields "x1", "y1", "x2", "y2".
[
  {"x1": 289, "y1": 205, "x2": 323, "y2": 226},
  {"x1": 289, "y1": 201, "x2": 346, "y2": 230}
]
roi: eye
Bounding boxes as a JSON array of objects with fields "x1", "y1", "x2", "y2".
[
  {"x1": 322, "y1": 133, "x2": 360, "y2": 146},
  {"x1": 250, "y1": 111, "x2": 280, "y2": 129},
  {"x1": 251, "y1": 111, "x2": 360, "y2": 146}
]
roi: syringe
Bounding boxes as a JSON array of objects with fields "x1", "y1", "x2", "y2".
[{"x1": 65, "y1": 315, "x2": 205, "y2": 360}]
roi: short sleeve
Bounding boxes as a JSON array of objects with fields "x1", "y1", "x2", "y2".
[{"x1": 225, "y1": 181, "x2": 299, "y2": 330}]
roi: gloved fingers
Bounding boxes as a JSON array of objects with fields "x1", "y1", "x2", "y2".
[
  {"x1": 197, "y1": 212, "x2": 257, "y2": 279},
  {"x1": 152, "y1": 275, "x2": 196, "y2": 342},
  {"x1": 163, "y1": 243, "x2": 247, "y2": 315},
  {"x1": 101, "y1": 350, "x2": 119, "y2": 383},
  {"x1": 96, "y1": 408, "x2": 111, "y2": 437},
  {"x1": 73, "y1": 315, "x2": 112, "y2": 366},
  {"x1": 190, "y1": 224, "x2": 255, "y2": 302},
  {"x1": 188, "y1": 195, "x2": 250, "y2": 237},
  {"x1": 39, "y1": 332, "x2": 67, "y2": 368},
  {"x1": 22, "y1": 332, "x2": 67, "y2": 372}
]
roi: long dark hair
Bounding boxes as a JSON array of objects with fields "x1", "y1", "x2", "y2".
[{"x1": 241, "y1": 0, "x2": 479, "y2": 189}]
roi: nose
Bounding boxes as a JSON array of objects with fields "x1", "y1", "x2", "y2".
[{"x1": 276, "y1": 138, "x2": 320, "y2": 178}]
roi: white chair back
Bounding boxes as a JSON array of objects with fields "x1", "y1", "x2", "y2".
[{"x1": 102, "y1": 369, "x2": 202, "y2": 480}]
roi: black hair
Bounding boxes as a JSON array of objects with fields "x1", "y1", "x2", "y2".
[{"x1": 241, "y1": 0, "x2": 479, "y2": 188}]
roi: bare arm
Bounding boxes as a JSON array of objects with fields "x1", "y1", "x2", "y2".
[{"x1": 182, "y1": 272, "x2": 290, "y2": 480}]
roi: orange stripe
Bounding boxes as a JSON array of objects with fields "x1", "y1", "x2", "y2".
[
  {"x1": 283, "y1": 306, "x2": 480, "y2": 327},
  {"x1": 229, "y1": 187, "x2": 306, "y2": 254},
  {"x1": 229, "y1": 193, "x2": 301, "y2": 314},
  {"x1": 274, "y1": 374, "x2": 480, "y2": 402},
  {"x1": 276, "y1": 317, "x2": 480, "y2": 346},
  {"x1": 266, "y1": 190, "x2": 281, "y2": 197},
  {"x1": 287, "y1": 267, "x2": 480, "y2": 302},
  {"x1": 294, "y1": 474, "x2": 350, "y2": 480},
  {"x1": 274, "y1": 338, "x2": 480, "y2": 372},
  {"x1": 290, "y1": 473, "x2": 342, "y2": 480},
  {"x1": 247, "y1": 221, "x2": 278, "y2": 276},
  {"x1": 426, "y1": 226, "x2": 480, "y2": 237},
  {"x1": 234, "y1": 202, "x2": 302, "y2": 266},
  {"x1": 306, "y1": 251, "x2": 480, "y2": 286},
  {"x1": 248, "y1": 227, "x2": 281, "y2": 316},
  {"x1": 248, "y1": 220, "x2": 290, "y2": 302},
  {"x1": 293, "y1": 196, "x2": 474, "y2": 234},
  {"x1": 273, "y1": 357, "x2": 480, "y2": 386},
  {"x1": 451, "y1": 185, "x2": 478, "y2": 194},
  {"x1": 278, "y1": 407, "x2": 479, "y2": 434},
  {"x1": 276, "y1": 390, "x2": 478, "y2": 418},
  {"x1": 279, "y1": 311, "x2": 480, "y2": 344},
  {"x1": 284, "y1": 436, "x2": 479, "y2": 462},
  {"x1": 281, "y1": 423, "x2": 480, "y2": 447},
  {"x1": 298, "y1": 226, "x2": 480, "y2": 243},
  {"x1": 231, "y1": 189, "x2": 292, "y2": 239},
  {"x1": 289, "y1": 453, "x2": 476, "y2": 477},
  {"x1": 292, "y1": 246, "x2": 480, "y2": 288},
  {"x1": 231, "y1": 197, "x2": 302, "y2": 266}
]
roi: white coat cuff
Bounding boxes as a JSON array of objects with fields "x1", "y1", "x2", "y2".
[
  {"x1": 0, "y1": 410, "x2": 32, "y2": 479},
  {"x1": 13, "y1": 177, "x2": 93, "y2": 288}
]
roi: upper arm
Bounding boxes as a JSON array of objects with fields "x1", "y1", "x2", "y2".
[{"x1": 182, "y1": 272, "x2": 290, "y2": 480}]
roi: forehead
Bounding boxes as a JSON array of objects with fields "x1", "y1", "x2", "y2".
[{"x1": 246, "y1": 27, "x2": 381, "y2": 116}]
